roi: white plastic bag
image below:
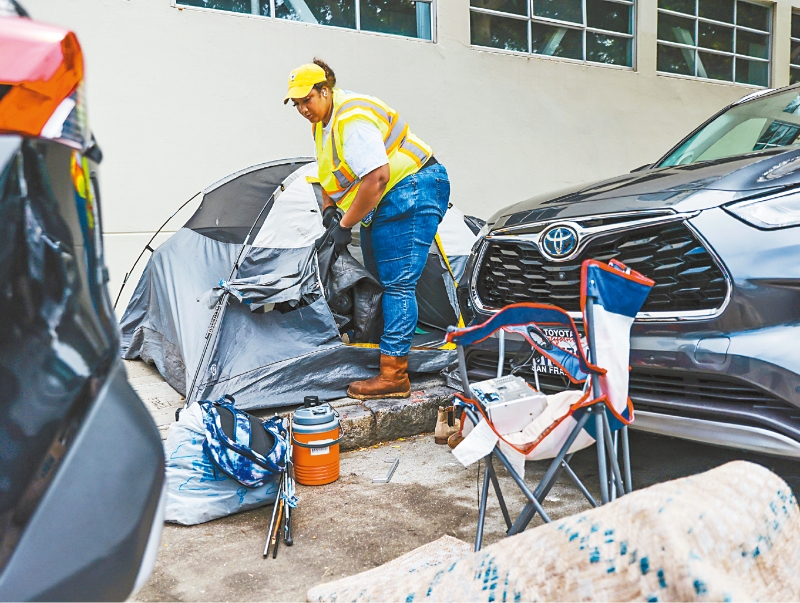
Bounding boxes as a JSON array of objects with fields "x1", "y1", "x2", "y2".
[{"x1": 163, "y1": 403, "x2": 279, "y2": 525}]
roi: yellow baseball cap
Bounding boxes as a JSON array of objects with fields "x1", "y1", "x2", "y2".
[{"x1": 283, "y1": 63, "x2": 327, "y2": 104}]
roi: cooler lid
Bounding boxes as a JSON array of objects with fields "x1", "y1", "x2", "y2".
[{"x1": 293, "y1": 404, "x2": 335, "y2": 426}]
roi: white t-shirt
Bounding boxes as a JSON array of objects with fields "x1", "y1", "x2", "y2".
[{"x1": 322, "y1": 117, "x2": 389, "y2": 178}]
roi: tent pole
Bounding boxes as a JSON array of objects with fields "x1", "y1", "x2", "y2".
[
  {"x1": 113, "y1": 192, "x2": 201, "y2": 309},
  {"x1": 185, "y1": 188, "x2": 280, "y2": 405}
]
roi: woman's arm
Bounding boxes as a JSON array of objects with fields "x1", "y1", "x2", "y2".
[
  {"x1": 339, "y1": 164, "x2": 390, "y2": 228},
  {"x1": 321, "y1": 189, "x2": 335, "y2": 211}
]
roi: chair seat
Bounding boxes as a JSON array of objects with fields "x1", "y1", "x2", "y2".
[
  {"x1": 459, "y1": 390, "x2": 595, "y2": 462},
  {"x1": 504, "y1": 390, "x2": 596, "y2": 461}
]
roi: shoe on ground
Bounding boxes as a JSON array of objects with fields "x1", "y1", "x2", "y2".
[
  {"x1": 435, "y1": 405, "x2": 458, "y2": 444},
  {"x1": 447, "y1": 431, "x2": 464, "y2": 449}
]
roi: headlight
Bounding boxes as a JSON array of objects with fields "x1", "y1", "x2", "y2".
[{"x1": 725, "y1": 192, "x2": 800, "y2": 229}]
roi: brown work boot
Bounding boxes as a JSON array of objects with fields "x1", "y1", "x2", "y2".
[
  {"x1": 347, "y1": 354, "x2": 411, "y2": 400},
  {"x1": 434, "y1": 406, "x2": 458, "y2": 444}
]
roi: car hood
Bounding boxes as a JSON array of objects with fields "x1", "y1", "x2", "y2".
[{"x1": 492, "y1": 147, "x2": 800, "y2": 230}]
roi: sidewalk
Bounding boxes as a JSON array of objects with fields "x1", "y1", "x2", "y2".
[
  {"x1": 134, "y1": 433, "x2": 564, "y2": 602},
  {"x1": 125, "y1": 358, "x2": 592, "y2": 601},
  {"x1": 126, "y1": 359, "x2": 800, "y2": 602}
]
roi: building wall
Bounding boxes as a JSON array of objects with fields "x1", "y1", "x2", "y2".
[{"x1": 23, "y1": 0, "x2": 798, "y2": 312}]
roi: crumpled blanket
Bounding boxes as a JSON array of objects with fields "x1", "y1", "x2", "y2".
[{"x1": 308, "y1": 461, "x2": 800, "y2": 602}]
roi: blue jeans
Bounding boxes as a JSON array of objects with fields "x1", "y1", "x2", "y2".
[{"x1": 361, "y1": 163, "x2": 450, "y2": 356}]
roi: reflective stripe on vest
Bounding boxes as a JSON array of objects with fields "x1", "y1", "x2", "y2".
[{"x1": 315, "y1": 89, "x2": 433, "y2": 208}]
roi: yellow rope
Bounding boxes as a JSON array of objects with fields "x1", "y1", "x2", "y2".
[{"x1": 434, "y1": 233, "x2": 465, "y2": 329}]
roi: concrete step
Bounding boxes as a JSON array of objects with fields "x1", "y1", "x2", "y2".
[
  {"x1": 333, "y1": 380, "x2": 456, "y2": 450},
  {"x1": 124, "y1": 360, "x2": 457, "y2": 449}
]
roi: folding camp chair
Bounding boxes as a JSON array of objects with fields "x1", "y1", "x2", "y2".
[{"x1": 445, "y1": 259, "x2": 654, "y2": 551}]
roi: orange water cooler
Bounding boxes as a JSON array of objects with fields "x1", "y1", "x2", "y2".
[{"x1": 291, "y1": 399, "x2": 341, "y2": 486}]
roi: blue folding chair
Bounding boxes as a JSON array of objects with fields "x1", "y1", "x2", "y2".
[{"x1": 446, "y1": 259, "x2": 654, "y2": 551}]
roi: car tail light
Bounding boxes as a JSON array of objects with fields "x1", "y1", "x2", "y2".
[{"x1": 0, "y1": 17, "x2": 86, "y2": 148}]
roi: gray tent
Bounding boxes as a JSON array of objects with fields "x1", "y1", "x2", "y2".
[{"x1": 119, "y1": 158, "x2": 478, "y2": 410}]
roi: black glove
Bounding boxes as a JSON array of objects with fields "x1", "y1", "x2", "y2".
[
  {"x1": 322, "y1": 205, "x2": 341, "y2": 228},
  {"x1": 315, "y1": 223, "x2": 352, "y2": 252},
  {"x1": 330, "y1": 223, "x2": 352, "y2": 253}
]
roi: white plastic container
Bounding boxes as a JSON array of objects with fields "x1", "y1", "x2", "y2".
[{"x1": 471, "y1": 375, "x2": 547, "y2": 435}]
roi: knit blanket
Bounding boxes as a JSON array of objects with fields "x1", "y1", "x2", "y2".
[{"x1": 308, "y1": 461, "x2": 800, "y2": 602}]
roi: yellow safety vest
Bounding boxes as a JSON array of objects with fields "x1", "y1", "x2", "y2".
[{"x1": 314, "y1": 88, "x2": 433, "y2": 213}]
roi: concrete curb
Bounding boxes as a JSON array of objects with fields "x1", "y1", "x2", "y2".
[
  {"x1": 125, "y1": 359, "x2": 457, "y2": 450},
  {"x1": 329, "y1": 378, "x2": 456, "y2": 451}
]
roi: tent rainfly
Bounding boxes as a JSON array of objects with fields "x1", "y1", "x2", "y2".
[{"x1": 119, "y1": 158, "x2": 479, "y2": 410}]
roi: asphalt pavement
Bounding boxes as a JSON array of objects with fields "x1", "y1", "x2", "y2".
[{"x1": 132, "y1": 422, "x2": 800, "y2": 602}]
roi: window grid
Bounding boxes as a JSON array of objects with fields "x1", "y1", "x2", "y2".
[
  {"x1": 790, "y1": 10, "x2": 800, "y2": 85},
  {"x1": 656, "y1": 0, "x2": 771, "y2": 86},
  {"x1": 468, "y1": 7, "x2": 636, "y2": 41},
  {"x1": 174, "y1": 0, "x2": 436, "y2": 42},
  {"x1": 469, "y1": 0, "x2": 636, "y2": 68}
]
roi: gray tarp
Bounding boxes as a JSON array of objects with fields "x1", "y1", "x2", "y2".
[
  {"x1": 122, "y1": 227, "x2": 239, "y2": 393},
  {"x1": 120, "y1": 160, "x2": 465, "y2": 409},
  {"x1": 199, "y1": 246, "x2": 319, "y2": 312},
  {"x1": 121, "y1": 227, "x2": 454, "y2": 407}
]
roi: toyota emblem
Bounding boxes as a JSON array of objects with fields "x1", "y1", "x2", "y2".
[{"x1": 541, "y1": 225, "x2": 578, "y2": 259}]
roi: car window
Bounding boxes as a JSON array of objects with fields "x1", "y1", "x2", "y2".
[
  {"x1": 695, "y1": 118, "x2": 768, "y2": 162},
  {"x1": 659, "y1": 88, "x2": 800, "y2": 167}
]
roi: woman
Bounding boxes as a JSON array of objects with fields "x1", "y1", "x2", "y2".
[{"x1": 285, "y1": 59, "x2": 450, "y2": 400}]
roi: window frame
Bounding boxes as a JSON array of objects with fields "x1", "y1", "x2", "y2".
[
  {"x1": 171, "y1": 0, "x2": 438, "y2": 44},
  {"x1": 790, "y1": 9, "x2": 800, "y2": 85},
  {"x1": 468, "y1": 0, "x2": 637, "y2": 70},
  {"x1": 655, "y1": 0, "x2": 772, "y2": 87}
]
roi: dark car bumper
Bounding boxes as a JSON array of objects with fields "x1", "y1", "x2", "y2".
[{"x1": 0, "y1": 360, "x2": 165, "y2": 601}]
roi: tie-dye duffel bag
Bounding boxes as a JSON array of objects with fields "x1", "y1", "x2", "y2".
[{"x1": 199, "y1": 395, "x2": 287, "y2": 488}]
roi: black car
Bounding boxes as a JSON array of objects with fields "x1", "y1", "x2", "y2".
[
  {"x1": 0, "y1": 8, "x2": 165, "y2": 600},
  {"x1": 458, "y1": 84, "x2": 800, "y2": 459}
]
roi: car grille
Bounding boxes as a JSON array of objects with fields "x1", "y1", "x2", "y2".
[
  {"x1": 629, "y1": 369, "x2": 782, "y2": 404},
  {"x1": 629, "y1": 368, "x2": 800, "y2": 438},
  {"x1": 476, "y1": 221, "x2": 728, "y2": 313}
]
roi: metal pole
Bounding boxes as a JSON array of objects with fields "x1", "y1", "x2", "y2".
[
  {"x1": 595, "y1": 406, "x2": 609, "y2": 504},
  {"x1": 508, "y1": 411, "x2": 591, "y2": 534},
  {"x1": 486, "y1": 457, "x2": 512, "y2": 530},
  {"x1": 457, "y1": 344, "x2": 474, "y2": 400},
  {"x1": 264, "y1": 479, "x2": 283, "y2": 557},
  {"x1": 463, "y1": 407, "x2": 550, "y2": 529},
  {"x1": 474, "y1": 460, "x2": 491, "y2": 552},
  {"x1": 610, "y1": 431, "x2": 618, "y2": 501},
  {"x1": 585, "y1": 295, "x2": 609, "y2": 504},
  {"x1": 561, "y1": 459, "x2": 598, "y2": 507},
  {"x1": 533, "y1": 412, "x2": 591, "y2": 504},
  {"x1": 585, "y1": 296, "x2": 602, "y2": 403},
  {"x1": 535, "y1": 452, "x2": 573, "y2": 503},
  {"x1": 621, "y1": 425, "x2": 633, "y2": 493},
  {"x1": 496, "y1": 329, "x2": 505, "y2": 379},
  {"x1": 603, "y1": 412, "x2": 626, "y2": 497}
]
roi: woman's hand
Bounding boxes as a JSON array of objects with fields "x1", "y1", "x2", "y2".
[{"x1": 339, "y1": 164, "x2": 389, "y2": 228}]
